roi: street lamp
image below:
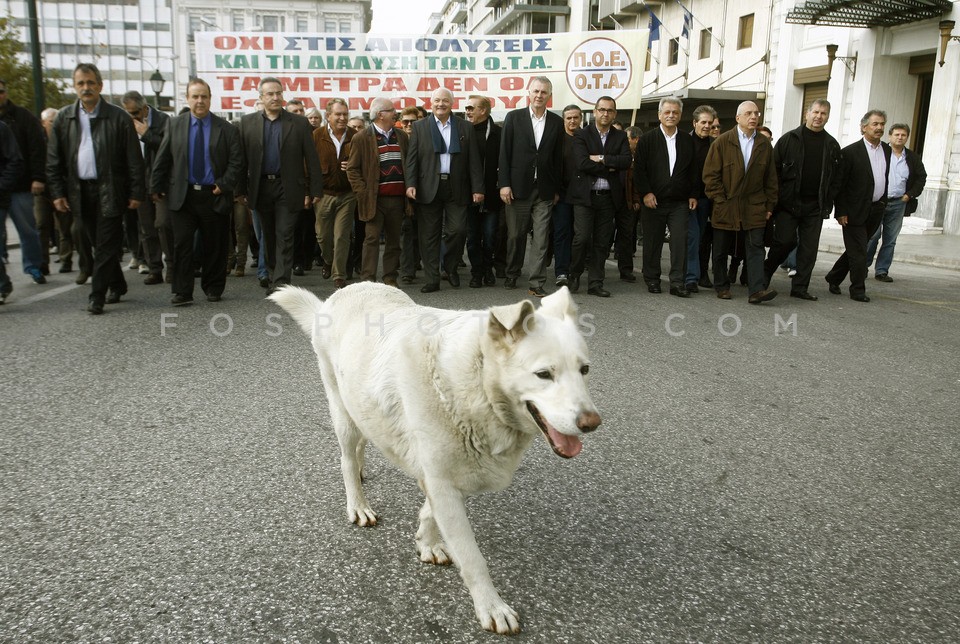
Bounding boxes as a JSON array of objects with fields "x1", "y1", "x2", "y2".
[{"x1": 150, "y1": 70, "x2": 165, "y2": 109}]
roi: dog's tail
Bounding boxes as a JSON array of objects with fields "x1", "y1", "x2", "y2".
[{"x1": 268, "y1": 285, "x2": 327, "y2": 338}]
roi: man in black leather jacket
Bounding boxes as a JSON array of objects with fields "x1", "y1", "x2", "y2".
[
  {"x1": 46, "y1": 63, "x2": 145, "y2": 314},
  {"x1": 763, "y1": 99, "x2": 841, "y2": 300}
]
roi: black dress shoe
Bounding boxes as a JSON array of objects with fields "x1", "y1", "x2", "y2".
[
  {"x1": 826, "y1": 279, "x2": 841, "y2": 295},
  {"x1": 447, "y1": 272, "x2": 460, "y2": 288},
  {"x1": 587, "y1": 286, "x2": 611, "y2": 298},
  {"x1": 321, "y1": 264, "x2": 332, "y2": 279},
  {"x1": 293, "y1": 265, "x2": 305, "y2": 276},
  {"x1": 698, "y1": 276, "x2": 713, "y2": 289},
  {"x1": 620, "y1": 272, "x2": 637, "y2": 283},
  {"x1": 569, "y1": 275, "x2": 580, "y2": 293},
  {"x1": 503, "y1": 277, "x2": 517, "y2": 289},
  {"x1": 685, "y1": 282, "x2": 699, "y2": 293},
  {"x1": 875, "y1": 273, "x2": 893, "y2": 282},
  {"x1": 143, "y1": 273, "x2": 163, "y2": 285},
  {"x1": 669, "y1": 286, "x2": 690, "y2": 298},
  {"x1": 105, "y1": 289, "x2": 126, "y2": 304},
  {"x1": 59, "y1": 260, "x2": 73, "y2": 273},
  {"x1": 207, "y1": 294, "x2": 222, "y2": 302},
  {"x1": 483, "y1": 270, "x2": 496, "y2": 286},
  {"x1": 790, "y1": 291, "x2": 818, "y2": 301},
  {"x1": 87, "y1": 300, "x2": 104, "y2": 315},
  {"x1": 647, "y1": 283, "x2": 662, "y2": 294},
  {"x1": 850, "y1": 293, "x2": 871, "y2": 302},
  {"x1": 420, "y1": 283, "x2": 440, "y2": 293},
  {"x1": 171, "y1": 294, "x2": 193, "y2": 306},
  {"x1": 469, "y1": 276, "x2": 483, "y2": 288}
]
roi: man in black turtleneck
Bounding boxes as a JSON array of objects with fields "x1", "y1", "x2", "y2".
[
  {"x1": 464, "y1": 94, "x2": 503, "y2": 288},
  {"x1": 763, "y1": 99, "x2": 841, "y2": 300}
]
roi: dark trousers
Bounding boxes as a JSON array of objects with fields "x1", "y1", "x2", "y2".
[
  {"x1": 347, "y1": 212, "x2": 365, "y2": 278},
  {"x1": 417, "y1": 179, "x2": 468, "y2": 286},
  {"x1": 825, "y1": 201, "x2": 885, "y2": 297},
  {"x1": 137, "y1": 197, "x2": 168, "y2": 275},
  {"x1": 466, "y1": 203, "x2": 499, "y2": 277},
  {"x1": 362, "y1": 195, "x2": 404, "y2": 282},
  {"x1": 713, "y1": 226, "x2": 766, "y2": 294},
  {"x1": 78, "y1": 182, "x2": 126, "y2": 305},
  {"x1": 571, "y1": 192, "x2": 616, "y2": 289},
  {"x1": 293, "y1": 207, "x2": 316, "y2": 270},
  {"x1": 170, "y1": 188, "x2": 229, "y2": 298},
  {"x1": 256, "y1": 178, "x2": 297, "y2": 286},
  {"x1": 400, "y1": 216, "x2": 420, "y2": 279},
  {"x1": 123, "y1": 206, "x2": 141, "y2": 263},
  {"x1": 552, "y1": 200, "x2": 574, "y2": 277},
  {"x1": 641, "y1": 201, "x2": 688, "y2": 287},
  {"x1": 615, "y1": 207, "x2": 638, "y2": 275},
  {"x1": 764, "y1": 200, "x2": 823, "y2": 293}
]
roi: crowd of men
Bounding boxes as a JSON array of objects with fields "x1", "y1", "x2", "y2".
[{"x1": 0, "y1": 63, "x2": 927, "y2": 311}]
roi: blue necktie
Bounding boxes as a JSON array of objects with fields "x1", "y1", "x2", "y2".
[{"x1": 192, "y1": 120, "x2": 204, "y2": 184}]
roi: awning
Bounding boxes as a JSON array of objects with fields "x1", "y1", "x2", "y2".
[{"x1": 785, "y1": 0, "x2": 953, "y2": 28}]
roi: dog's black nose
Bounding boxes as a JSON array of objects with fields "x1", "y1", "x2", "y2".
[{"x1": 577, "y1": 411, "x2": 601, "y2": 433}]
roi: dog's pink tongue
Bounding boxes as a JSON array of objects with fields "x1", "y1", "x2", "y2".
[{"x1": 548, "y1": 427, "x2": 583, "y2": 458}]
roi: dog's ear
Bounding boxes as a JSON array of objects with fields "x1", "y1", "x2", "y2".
[
  {"x1": 488, "y1": 300, "x2": 536, "y2": 344},
  {"x1": 538, "y1": 286, "x2": 578, "y2": 321}
]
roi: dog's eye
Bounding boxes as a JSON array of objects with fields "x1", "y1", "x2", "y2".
[
  {"x1": 580, "y1": 365, "x2": 590, "y2": 375},
  {"x1": 535, "y1": 370, "x2": 553, "y2": 380}
]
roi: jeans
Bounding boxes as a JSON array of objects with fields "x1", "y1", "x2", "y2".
[
  {"x1": 251, "y1": 209, "x2": 268, "y2": 280},
  {"x1": 866, "y1": 199, "x2": 906, "y2": 275},
  {"x1": 466, "y1": 203, "x2": 499, "y2": 277},
  {"x1": 0, "y1": 192, "x2": 43, "y2": 273}
]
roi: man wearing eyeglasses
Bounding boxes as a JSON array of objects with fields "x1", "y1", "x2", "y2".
[
  {"x1": 568, "y1": 96, "x2": 632, "y2": 298},
  {"x1": 236, "y1": 77, "x2": 323, "y2": 294},
  {"x1": 702, "y1": 100, "x2": 778, "y2": 304},
  {"x1": 498, "y1": 77, "x2": 563, "y2": 297},
  {"x1": 404, "y1": 87, "x2": 483, "y2": 293},
  {"x1": 346, "y1": 97, "x2": 412, "y2": 287}
]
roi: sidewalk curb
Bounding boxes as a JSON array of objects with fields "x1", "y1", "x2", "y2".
[{"x1": 818, "y1": 242, "x2": 960, "y2": 271}]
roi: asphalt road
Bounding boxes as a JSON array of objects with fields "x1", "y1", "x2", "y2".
[{"x1": 2, "y1": 247, "x2": 958, "y2": 643}]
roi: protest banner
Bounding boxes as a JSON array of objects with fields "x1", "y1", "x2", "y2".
[{"x1": 195, "y1": 30, "x2": 647, "y2": 116}]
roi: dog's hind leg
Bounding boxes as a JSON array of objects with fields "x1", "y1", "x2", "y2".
[
  {"x1": 324, "y1": 384, "x2": 378, "y2": 527},
  {"x1": 421, "y1": 477, "x2": 521, "y2": 635},
  {"x1": 415, "y1": 494, "x2": 452, "y2": 565}
]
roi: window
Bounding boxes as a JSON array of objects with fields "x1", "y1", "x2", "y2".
[
  {"x1": 699, "y1": 28, "x2": 712, "y2": 59},
  {"x1": 232, "y1": 13, "x2": 244, "y2": 31},
  {"x1": 324, "y1": 20, "x2": 337, "y2": 32},
  {"x1": 668, "y1": 38, "x2": 679, "y2": 66},
  {"x1": 296, "y1": 14, "x2": 309, "y2": 31},
  {"x1": 339, "y1": 20, "x2": 352, "y2": 31},
  {"x1": 738, "y1": 14, "x2": 754, "y2": 50},
  {"x1": 258, "y1": 15, "x2": 284, "y2": 31},
  {"x1": 645, "y1": 48, "x2": 651, "y2": 72}
]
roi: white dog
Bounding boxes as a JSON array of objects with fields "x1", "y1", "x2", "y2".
[{"x1": 269, "y1": 283, "x2": 601, "y2": 634}]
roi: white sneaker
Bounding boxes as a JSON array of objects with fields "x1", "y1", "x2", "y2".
[
  {"x1": 787, "y1": 269, "x2": 797, "y2": 277},
  {"x1": 556, "y1": 274, "x2": 569, "y2": 287},
  {"x1": 128, "y1": 258, "x2": 139, "y2": 270},
  {"x1": 138, "y1": 263, "x2": 149, "y2": 274}
]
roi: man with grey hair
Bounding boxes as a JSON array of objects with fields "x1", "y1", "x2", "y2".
[
  {"x1": 824, "y1": 109, "x2": 891, "y2": 302},
  {"x1": 404, "y1": 87, "x2": 483, "y2": 293},
  {"x1": 313, "y1": 97, "x2": 357, "y2": 289},
  {"x1": 634, "y1": 96, "x2": 698, "y2": 296},
  {"x1": 237, "y1": 76, "x2": 323, "y2": 293},
  {"x1": 498, "y1": 76, "x2": 563, "y2": 296},
  {"x1": 702, "y1": 100, "x2": 778, "y2": 304},
  {"x1": 763, "y1": 99, "x2": 840, "y2": 300},
  {"x1": 346, "y1": 97, "x2": 411, "y2": 287},
  {"x1": 121, "y1": 90, "x2": 170, "y2": 285}
]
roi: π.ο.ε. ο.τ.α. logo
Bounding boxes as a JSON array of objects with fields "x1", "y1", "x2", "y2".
[{"x1": 565, "y1": 38, "x2": 633, "y2": 105}]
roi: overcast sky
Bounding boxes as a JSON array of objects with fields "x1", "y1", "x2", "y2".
[{"x1": 369, "y1": 0, "x2": 447, "y2": 34}]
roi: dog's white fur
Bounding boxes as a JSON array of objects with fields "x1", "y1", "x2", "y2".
[{"x1": 270, "y1": 283, "x2": 601, "y2": 634}]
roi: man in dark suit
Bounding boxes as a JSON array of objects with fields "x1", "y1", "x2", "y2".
[
  {"x1": 634, "y1": 96, "x2": 699, "y2": 297},
  {"x1": 568, "y1": 96, "x2": 632, "y2": 297},
  {"x1": 121, "y1": 91, "x2": 170, "y2": 285},
  {"x1": 404, "y1": 87, "x2": 483, "y2": 293},
  {"x1": 47, "y1": 63, "x2": 145, "y2": 315},
  {"x1": 498, "y1": 76, "x2": 564, "y2": 296},
  {"x1": 464, "y1": 94, "x2": 503, "y2": 288},
  {"x1": 824, "y1": 110, "x2": 891, "y2": 302},
  {"x1": 702, "y1": 100, "x2": 779, "y2": 304},
  {"x1": 866, "y1": 122, "x2": 927, "y2": 283},
  {"x1": 150, "y1": 78, "x2": 242, "y2": 305},
  {"x1": 237, "y1": 77, "x2": 323, "y2": 293}
]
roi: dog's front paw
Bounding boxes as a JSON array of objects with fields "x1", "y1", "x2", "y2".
[
  {"x1": 347, "y1": 505, "x2": 378, "y2": 527},
  {"x1": 474, "y1": 595, "x2": 520, "y2": 635},
  {"x1": 416, "y1": 539, "x2": 452, "y2": 565}
]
